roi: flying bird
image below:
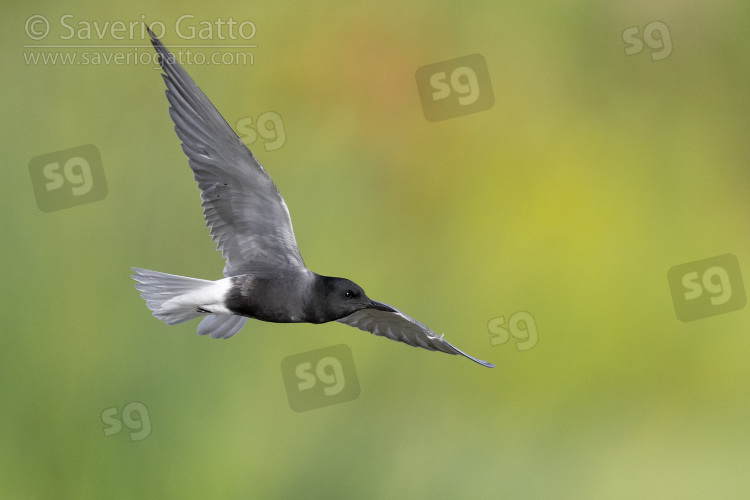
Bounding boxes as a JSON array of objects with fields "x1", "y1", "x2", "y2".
[{"x1": 132, "y1": 28, "x2": 494, "y2": 368}]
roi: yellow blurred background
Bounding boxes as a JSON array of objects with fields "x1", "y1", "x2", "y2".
[{"x1": 2, "y1": 0, "x2": 750, "y2": 498}]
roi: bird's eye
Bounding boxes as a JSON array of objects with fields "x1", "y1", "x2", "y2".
[{"x1": 344, "y1": 290, "x2": 354, "y2": 299}]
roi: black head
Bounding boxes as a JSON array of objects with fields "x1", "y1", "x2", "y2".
[{"x1": 321, "y1": 277, "x2": 396, "y2": 320}]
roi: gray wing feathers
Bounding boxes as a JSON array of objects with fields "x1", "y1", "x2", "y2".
[
  {"x1": 197, "y1": 315, "x2": 248, "y2": 339},
  {"x1": 337, "y1": 307, "x2": 494, "y2": 368},
  {"x1": 149, "y1": 29, "x2": 305, "y2": 276}
]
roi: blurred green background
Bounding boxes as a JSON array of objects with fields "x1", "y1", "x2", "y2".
[{"x1": 3, "y1": 0, "x2": 750, "y2": 498}]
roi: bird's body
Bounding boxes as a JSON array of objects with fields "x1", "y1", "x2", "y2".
[
  {"x1": 132, "y1": 27, "x2": 494, "y2": 368},
  {"x1": 223, "y1": 272, "x2": 373, "y2": 324},
  {"x1": 225, "y1": 273, "x2": 314, "y2": 323}
]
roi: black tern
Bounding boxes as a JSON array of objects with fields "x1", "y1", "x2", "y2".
[{"x1": 132, "y1": 28, "x2": 494, "y2": 368}]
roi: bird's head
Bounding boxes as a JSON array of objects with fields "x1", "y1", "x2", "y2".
[{"x1": 321, "y1": 277, "x2": 396, "y2": 320}]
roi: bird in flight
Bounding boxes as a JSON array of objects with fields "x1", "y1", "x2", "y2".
[{"x1": 132, "y1": 28, "x2": 494, "y2": 368}]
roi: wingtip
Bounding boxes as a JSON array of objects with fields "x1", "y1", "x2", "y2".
[
  {"x1": 144, "y1": 24, "x2": 170, "y2": 70},
  {"x1": 449, "y1": 341, "x2": 495, "y2": 368},
  {"x1": 465, "y1": 355, "x2": 495, "y2": 368},
  {"x1": 145, "y1": 23, "x2": 157, "y2": 41}
]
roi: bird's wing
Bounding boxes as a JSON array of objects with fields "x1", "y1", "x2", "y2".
[
  {"x1": 148, "y1": 28, "x2": 305, "y2": 276},
  {"x1": 197, "y1": 314, "x2": 248, "y2": 339},
  {"x1": 337, "y1": 305, "x2": 494, "y2": 368}
]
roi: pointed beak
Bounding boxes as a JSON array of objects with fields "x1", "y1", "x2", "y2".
[{"x1": 368, "y1": 299, "x2": 397, "y2": 312}]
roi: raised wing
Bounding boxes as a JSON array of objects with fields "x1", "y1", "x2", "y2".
[
  {"x1": 148, "y1": 28, "x2": 305, "y2": 276},
  {"x1": 337, "y1": 305, "x2": 494, "y2": 368}
]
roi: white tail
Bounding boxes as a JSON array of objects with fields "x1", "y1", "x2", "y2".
[{"x1": 132, "y1": 268, "x2": 247, "y2": 338}]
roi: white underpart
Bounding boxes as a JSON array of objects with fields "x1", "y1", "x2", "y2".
[{"x1": 160, "y1": 278, "x2": 233, "y2": 316}]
